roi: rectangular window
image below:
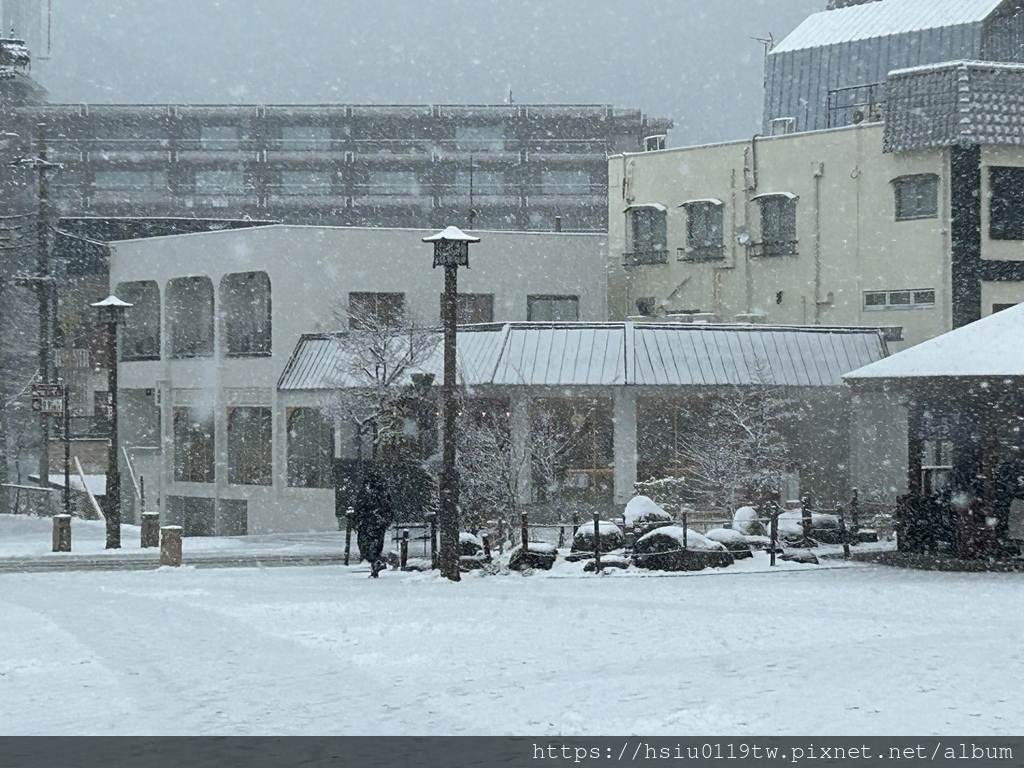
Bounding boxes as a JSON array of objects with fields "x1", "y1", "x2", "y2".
[
  {"x1": 440, "y1": 293, "x2": 494, "y2": 324},
  {"x1": 116, "y1": 280, "x2": 161, "y2": 361},
  {"x1": 281, "y1": 125, "x2": 331, "y2": 151},
  {"x1": 528, "y1": 295, "x2": 579, "y2": 322},
  {"x1": 541, "y1": 170, "x2": 590, "y2": 196},
  {"x1": 195, "y1": 169, "x2": 244, "y2": 194},
  {"x1": 863, "y1": 289, "x2": 936, "y2": 311},
  {"x1": 167, "y1": 277, "x2": 215, "y2": 359},
  {"x1": 990, "y1": 166, "x2": 1024, "y2": 240},
  {"x1": 626, "y1": 207, "x2": 668, "y2": 265},
  {"x1": 894, "y1": 174, "x2": 938, "y2": 220},
  {"x1": 200, "y1": 125, "x2": 241, "y2": 150},
  {"x1": 368, "y1": 170, "x2": 420, "y2": 196},
  {"x1": 227, "y1": 407, "x2": 272, "y2": 486},
  {"x1": 755, "y1": 195, "x2": 798, "y2": 257},
  {"x1": 93, "y1": 170, "x2": 168, "y2": 190},
  {"x1": 453, "y1": 125, "x2": 505, "y2": 152},
  {"x1": 287, "y1": 407, "x2": 334, "y2": 488},
  {"x1": 220, "y1": 271, "x2": 272, "y2": 357},
  {"x1": 682, "y1": 201, "x2": 725, "y2": 261},
  {"x1": 173, "y1": 407, "x2": 214, "y2": 483},
  {"x1": 280, "y1": 170, "x2": 333, "y2": 195},
  {"x1": 348, "y1": 292, "x2": 406, "y2": 329},
  {"x1": 455, "y1": 169, "x2": 505, "y2": 197}
]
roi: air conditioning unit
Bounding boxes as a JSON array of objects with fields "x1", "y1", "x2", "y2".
[
  {"x1": 852, "y1": 109, "x2": 866, "y2": 124},
  {"x1": 644, "y1": 135, "x2": 666, "y2": 152},
  {"x1": 770, "y1": 118, "x2": 796, "y2": 136}
]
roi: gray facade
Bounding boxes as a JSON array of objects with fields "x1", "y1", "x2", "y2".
[
  {"x1": 763, "y1": 0, "x2": 1024, "y2": 135},
  {"x1": 13, "y1": 103, "x2": 671, "y2": 234}
]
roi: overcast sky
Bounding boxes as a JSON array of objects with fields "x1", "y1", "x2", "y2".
[{"x1": 31, "y1": 0, "x2": 823, "y2": 146}]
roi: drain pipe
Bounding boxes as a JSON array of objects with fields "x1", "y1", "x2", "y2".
[{"x1": 813, "y1": 161, "x2": 824, "y2": 325}]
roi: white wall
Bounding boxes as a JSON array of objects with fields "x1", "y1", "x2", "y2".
[{"x1": 109, "y1": 224, "x2": 606, "y2": 533}]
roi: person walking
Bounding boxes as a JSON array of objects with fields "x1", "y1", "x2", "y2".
[{"x1": 353, "y1": 466, "x2": 394, "y2": 577}]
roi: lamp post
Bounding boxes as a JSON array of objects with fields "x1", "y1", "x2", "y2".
[
  {"x1": 423, "y1": 226, "x2": 479, "y2": 582},
  {"x1": 92, "y1": 295, "x2": 132, "y2": 549}
]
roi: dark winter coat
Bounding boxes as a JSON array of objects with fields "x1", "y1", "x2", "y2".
[{"x1": 351, "y1": 468, "x2": 394, "y2": 563}]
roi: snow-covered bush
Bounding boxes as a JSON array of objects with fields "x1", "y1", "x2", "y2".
[
  {"x1": 571, "y1": 520, "x2": 625, "y2": 554},
  {"x1": 459, "y1": 531, "x2": 484, "y2": 557},
  {"x1": 508, "y1": 541, "x2": 558, "y2": 571},
  {"x1": 733, "y1": 506, "x2": 767, "y2": 536},
  {"x1": 624, "y1": 495, "x2": 674, "y2": 528},
  {"x1": 704, "y1": 527, "x2": 753, "y2": 559},
  {"x1": 776, "y1": 511, "x2": 840, "y2": 543},
  {"x1": 632, "y1": 525, "x2": 733, "y2": 571}
]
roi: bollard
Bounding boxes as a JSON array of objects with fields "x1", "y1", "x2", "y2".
[
  {"x1": 427, "y1": 512, "x2": 438, "y2": 568},
  {"x1": 343, "y1": 507, "x2": 354, "y2": 566},
  {"x1": 160, "y1": 525, "x2": 183, "y2": 567},
  {"x1": 141, "y1": 512, "x2": 160, "y2": 548},
  {"x1": 482, "y1": 534, "x2": 492, "y2": 563},
  {"x1": 592, "y1": 512, "x2": 602, "y2": 573},
  {"x1": 520, "y1": 512, "x2": 529, "y2": 551},
  {"x1": 400, "y1": 529, "x2": 409, "y2": 568},
  {"x1": 52, "y1": 514, "x2": 72, "y2": 553}
]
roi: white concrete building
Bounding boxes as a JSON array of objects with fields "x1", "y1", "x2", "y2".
[{"x1": 108, "y1": 224, "x2": 607, "y2": 534}]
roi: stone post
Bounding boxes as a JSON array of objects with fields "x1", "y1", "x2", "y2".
[
  {"x1": 160, "y1": 525, "x2": 183, "y2": 567},
  {"x1": 141, "y1": 512, "x2": 160, "y2": 548},
  {"x1": 52, "y1": 514, "x2": 71, "y2": 552}
]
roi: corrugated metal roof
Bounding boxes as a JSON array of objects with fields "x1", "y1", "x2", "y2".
[
  {"x1": 280, "y1": 323, "x2": 888, "y2": 392},
  {"x1": 772, "y1": 0, "x2": 1005, "y2": 54}
]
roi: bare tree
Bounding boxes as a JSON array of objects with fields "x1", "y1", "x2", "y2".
[
  {"x1": 325, "y1": 301, "x2": 439, "y2": 461},
  {"x1": 677, "y1": 360, "x2": 798, "y2": 512}
]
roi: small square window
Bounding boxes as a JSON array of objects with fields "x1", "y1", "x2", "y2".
[
  {"x1": 864, "y1": 292, "x2": 887, "y2": 308},
  {"x1": 894, "y1": 175, "x2": 939, "y2": 220},
  {"x1": 889, "y1": 291, "x2": 911, "y2": 306}
]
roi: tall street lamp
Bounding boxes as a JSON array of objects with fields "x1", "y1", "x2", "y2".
[
  {"x1": 92, "y1": 295, "x2": 132, "y2": 550},
  {"x1": 423, "y1": 226, "x2": 479, "y2": 582}
]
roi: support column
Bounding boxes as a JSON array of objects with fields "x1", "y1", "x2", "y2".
[
  {"x1": 612, "y1": 388, "x2": 637, "y2": 505},
  {"x1": 509, "y1": 391, "x2": 532, "y2": 506}
]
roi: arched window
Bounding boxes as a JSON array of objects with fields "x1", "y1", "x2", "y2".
[
  {"x1": 167, "y1": 276, "x2": 214, "y2": 358},
  {"x1": 287, "y1": 408, "x2": 333, "y2": 488},
  {"x1": 116, "y1": 280, "x2": 160, "y2": 361},
  {"x1": 220, "y1": 271, "x2": 272, "y2": 357}
]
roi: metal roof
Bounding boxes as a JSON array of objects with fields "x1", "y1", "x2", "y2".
[
  {"x1": 279, "y1": 323, "x2": 888, "y2": 392},
  {"x1": 845, "y1": 302, "x2": 1024, "y2": 382},
  {"x1": 772, "y1": 0, "x2": 1006, "y2": 54}
]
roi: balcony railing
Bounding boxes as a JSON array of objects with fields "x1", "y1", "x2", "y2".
[
  {"x1": 678, "y1": 244, "x2": 725, "y2": 263},
  {"x1": 747, "y1": 240, "x2": 798, "y2": 258},
  {"x1": 623, "y1": 250, "x2": 669, "y2": 267}
]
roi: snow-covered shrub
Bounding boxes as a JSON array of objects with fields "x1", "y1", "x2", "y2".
[
  {"x1": 508, "y1": 541, "x2": 558, "y2": 571},
  {"x1": 624, "y1": 495, "x2": 674, "y2": 528},
  {"x1": 571, "y1": 520, "x2": 625, "y2": 554},
  {"x1": 733, "y1": 506, "x2": 767, "y2": 536},
  {"x1": 459, "y1": 531, "x2": 484, "y2": 557},
  {"x1": 776, "y1": 511, "x2": 840, "y2": 543},
  {"x1": 704, "y1": 527, "x2": 753, "y2": 559},
  {"x1": 632, "y1": 525, "x2": 733, "y2": 571}
]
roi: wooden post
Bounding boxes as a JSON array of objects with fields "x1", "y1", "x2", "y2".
[
  {"x1": 682, "y1": 510, "x2": 688, "y2": 551},
  {"x1": 801, "y1": 495, "x2": 813, "y2": 540},
  {"x1": 400, "y1": 529, "x2": 409, "y2": 568},
  {"x1": 482, "y1": 534, "x2": 492, "y2": 563},
  {"x1": 838, "y1": 504, "x2": 850, "y2": 560},
  {"x1": 160, "y1": 525, "x2": 182, "y2": 567},
  {"x1": 140, "y1": 512, "x2": 160, "y2": 548},
  {"x1": 52, "y1": 514, "x2": 71, "y2": 552},
  {"x1": 571, "y1": 512, "x2": 580, "y2": 537},
  {"x1": 558, "y1": 524, "x2": 566, "y2": 548},
  {"x1": 343, "y1": 507, "x2": 353, "y2": 566},
  {"x1": 770, "y1": 506, "x2": 778, "y2": 567},
  {"x1": 520, "y1": 512, "x2": 529, "y2": 551},
  {"x1": 496, "y1": 516, "x2": 504, "y2": 555},
  {"x1": 592, "y1": 512, "x2": 601, "y2": 572},
  {"x1": 850, "y1": 488, "x2": 860, "y2": 533},
  {"x1": 428, "y1": 512, "x2": 439, "y2": 568}
]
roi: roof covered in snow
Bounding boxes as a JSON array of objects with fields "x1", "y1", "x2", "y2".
[
  {"x1": 280, "y1": 322, "x2": 888, "y2": 391},
  {"x1": 772, "y1": 0, "x2": 1006, "y2": 54},
  {"x1": 845, "y1": 303, "x2": 1024, "y2": 382}
]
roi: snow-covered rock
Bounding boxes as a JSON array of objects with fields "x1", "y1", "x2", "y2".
[
  {"x1": 508, "y1": 541, "x2": 557, "y2": 571},
  {"x1": 459, "y1": 532, "x2": 484, "y2": 556},
  {"x1": 704, "y1": 528, "x2": 753, "y2": 558},
  {"x1": 632, "y1": 526, "x2": 733, "y2": 571}
]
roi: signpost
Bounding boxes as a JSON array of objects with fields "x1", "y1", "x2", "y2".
[{"x1": 31, "y1": 382, "x2": 71, "y2": 516}]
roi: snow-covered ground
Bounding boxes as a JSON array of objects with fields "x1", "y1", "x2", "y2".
[{"x1": 0, "y1": 515, "x2": 1020, "y2": 736}]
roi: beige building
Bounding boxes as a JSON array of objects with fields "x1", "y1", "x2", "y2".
[
  {"x1": 107, "y1": 224, "x2": 607, "y2": 534},
  {"x1": 608, "y1": 117, "x2": 1024, "y2": 353}
]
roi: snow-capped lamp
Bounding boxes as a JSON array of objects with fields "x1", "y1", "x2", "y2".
[{"x1": 423, "y1": 225, "x2": 479, "y2": 268}]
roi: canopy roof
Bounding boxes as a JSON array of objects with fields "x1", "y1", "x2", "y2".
[
  {"x1": 845, "y1": 302, "x2": 1024, "y2": 382},
  {"x1": 280, "y1": 322, "x2": 888, "y2": 391}
]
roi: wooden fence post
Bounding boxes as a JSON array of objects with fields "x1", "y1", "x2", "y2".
[
  {"x1": 520, "y1": 512, "x2": 529, "y2": 551},
  {"x1": 592, "y1": 512, "x2": 601, "y2": 572},
  {"x1": 400, "y1": 529, "x2": 409, "y2": 568},
  {"x1": 838, "y1": 504, "x2": 850, "y2": 560},
  {"x1": 141, "y1": 512, "x2": 160, "y2": 548},
  {"x1": 160, "y1": 525, "x2": 182, "y2": 567},
  {"x1": 770, "y1": 506, "x2": 778, "y2": 567},
  {"x1": 571, "y1": 512, "x2": 580, "y2": 537},
  {"x1": 428, "y1": 512, "x2": 438, "y2": 568},
  {"x1": 52, "y1": 514, "x2": 71, "y2": 553},
  {"x1": 682, "y1": 510, "x2": 688, "y2": 551},
  {"x1": 558, "y1": 524, "x2": 566, "y2": 548},
  {"x1": 344, "y1": 507, "x2": 354, "y2": 566},
  {"x1": 801, "y1": 495, "x2": 813, "y2": 540},
  {"x1": 850, "y1": 488, "x2": 860, "y2": 533},
  {"x1": 482, "y1": 534, "x2": 492, "y2": 563}
]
